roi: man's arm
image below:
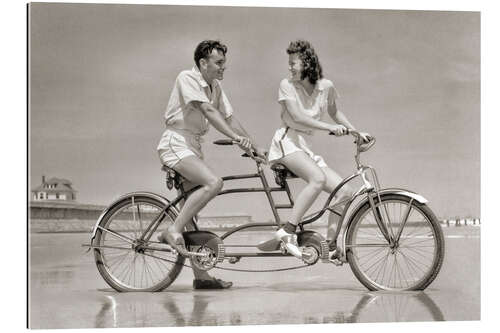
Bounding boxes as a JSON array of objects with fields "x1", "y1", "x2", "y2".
[
  {"x1": 226, "y1": 115, "x2": 266, "y2": 155},
  {"x1": 192, "y1": 101, "x2": 252, "y2": 149}
]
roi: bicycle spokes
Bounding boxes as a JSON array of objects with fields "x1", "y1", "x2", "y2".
[{"x1": 347, "y1": 196, "x2": 443, "y2": 291}]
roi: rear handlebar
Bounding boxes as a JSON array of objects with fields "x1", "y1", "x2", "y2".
[{"x1": 213, "y1": 139, "x2": 262, "y2": 162}]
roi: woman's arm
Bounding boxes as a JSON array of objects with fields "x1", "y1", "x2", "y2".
[
  {"x1": 328, "y1": 100, "x2": 372, "y2": 142},
  {"x1": 284, "y1": 100, "x2": 346, "y2": 135},
  {"x1": 327, "y1": 100, "x2": 356, "y2": 130}
]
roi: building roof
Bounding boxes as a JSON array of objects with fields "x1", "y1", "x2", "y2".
[
  {"x1": 46, "y1": 178, "x2": 72, "y2": 185},
  {"x1": 32, "y1": 177, "x2": 76, "y2": 193}
]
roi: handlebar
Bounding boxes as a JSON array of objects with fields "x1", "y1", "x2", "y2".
[
  {"x1": 329, "y1": 129, "x2": 376, "y2": 153},
  {"x1": 213, "y1": 139, "x2": 263, "y2": 162},
  {"x1": 214, "y1": 128, "x2": 375, "y2": 163},
  {"x1": 213, "y1": 139, "x2": 235, "y2": 145}
]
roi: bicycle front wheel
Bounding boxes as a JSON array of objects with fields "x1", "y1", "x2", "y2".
[
  {"x1": 93, "y1": 195, "x2": 184, "y2": 292},
  {"x1": 346, "y1": 194, "x2": 444, "y2": 291}
]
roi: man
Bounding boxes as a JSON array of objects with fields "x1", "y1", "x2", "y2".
[{"x1": 157, "y1": 40, "x2": 266, "y2": 289}]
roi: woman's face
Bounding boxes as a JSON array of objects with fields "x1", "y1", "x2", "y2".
[{"x1": 288, "y1": 53, "x2": 303, "y2": 81}]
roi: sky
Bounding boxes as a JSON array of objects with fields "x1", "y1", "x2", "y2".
[{"x1": 28, "y1": 3, "x2": 480, "y2": 221}]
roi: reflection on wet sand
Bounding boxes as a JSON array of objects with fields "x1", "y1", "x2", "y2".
[
  {"x1": 29, "y1": 231, "x2": 479, "y2": 328},
  {"x1": 337, "y1": 292, "x2": 445, "y2": 323},
  {"x1": 94, "y1": 291, "x2": 444, "y2": 327}
]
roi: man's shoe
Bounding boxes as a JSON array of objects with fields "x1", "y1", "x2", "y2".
[{"x1": 193, "y1": 277, "x2": 233, "y2": 290}]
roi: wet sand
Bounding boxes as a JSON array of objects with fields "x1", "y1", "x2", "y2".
[{"x1": 28, "y1": 227, "x2": 480, "y2": 328}]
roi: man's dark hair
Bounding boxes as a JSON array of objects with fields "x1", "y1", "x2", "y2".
[
  {"x1": 286, "y1": 39, "x2": 323, "y2": 84},
  {"x1": 194, "y1": 40, "x2": 228, "y2": 68}
]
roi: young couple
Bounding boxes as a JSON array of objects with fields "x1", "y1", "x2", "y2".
[{"x1": 156, "y1": 39, "x2": 371, "y2": 289}]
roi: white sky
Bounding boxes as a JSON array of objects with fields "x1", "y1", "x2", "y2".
[{"x1": 29, "y1": 3, "x2": 479, "y2": 220}]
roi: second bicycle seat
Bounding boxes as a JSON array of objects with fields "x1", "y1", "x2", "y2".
[
  {"x1": 271, "y1": 163, "x2": 298, "y2": 187},
  {"x1": 161, "y1": 165, "x2": 185, "y2": 190}
]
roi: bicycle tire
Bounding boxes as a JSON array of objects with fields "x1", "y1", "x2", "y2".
[
  {"x1": 93, "y1": 195, "x2": 184, "y2": 292},
  {"x1": 346, "y1": 194, "x2": 444, "y2": 291}
]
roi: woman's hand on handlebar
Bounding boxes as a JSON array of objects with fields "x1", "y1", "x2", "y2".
[{"x1": 357, "y1": 132, "x2": 373, "y2": 144}]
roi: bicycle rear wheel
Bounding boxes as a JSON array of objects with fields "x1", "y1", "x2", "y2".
[
  {"x1": 346, "y1": 194, "x2": 444, "y2": 291},
  {"x1": 93, "y1": 195, "x2": 184, "y2": 292}
]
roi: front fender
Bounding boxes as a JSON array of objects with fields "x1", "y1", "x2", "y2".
[{"x1": 90, "y1": 192, "x2": 177, "y2": 245}]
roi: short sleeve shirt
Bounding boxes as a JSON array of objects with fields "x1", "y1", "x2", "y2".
[
  {"x1": 163, "y1": 67, "x2": 234, "y2": 136},
  {"x1": 278, "y1": 78, "x2": 339, "y2": 134}
]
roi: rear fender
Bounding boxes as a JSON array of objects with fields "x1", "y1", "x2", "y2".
[
  {"x1": 183, "y1": 230, "x2": 222, "y2": 248},
  {"x1": 183, "y1": 231, "x2": 224, "y2": 261},
  {"x1": 90, "y1": 192, "x2": 177, "y2": 245}
]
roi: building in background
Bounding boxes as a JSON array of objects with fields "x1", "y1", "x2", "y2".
[{"x1": 31, "y1": 176, "x2": 76, "y2": 202}]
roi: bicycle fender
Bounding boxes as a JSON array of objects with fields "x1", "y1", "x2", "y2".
[
  {"x1": 183, "y1": 230, "x2": 222, "y2": 247},
  {"x1": 183, "y1": 231, "x2": 224, "y2": 261},
  {"x1": 89, "y1": 192, "x2": 177, "y2": 245},
  {"x1": 341, "y1": 188, "x2": 428, "y2": 258}
]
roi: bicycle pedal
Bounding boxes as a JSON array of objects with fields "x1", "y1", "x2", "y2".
[
  {"x1": 216, "y1": 244, "x2": 225, "y2": 263},
  {"x1": 228, "y1": 257, "x2": 241, "y2": 264},
  {"x1": 329, "y1": 258, "x2": 343, "y2": 266}
]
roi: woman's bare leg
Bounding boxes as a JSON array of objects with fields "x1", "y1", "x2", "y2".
[
  {"x1": 280, "y1": 151, "x2": 326, "y2": 226},
  {"x1": 321, "y1": 167, "x2": 353, "y2": 248}
]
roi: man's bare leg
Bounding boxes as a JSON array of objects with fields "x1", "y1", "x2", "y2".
[{"x1": 163, "y1": 157, "x2": 231, "y2": 288}]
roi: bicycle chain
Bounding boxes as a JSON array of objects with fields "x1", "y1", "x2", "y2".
[{"x1": 142, "y1": 251, "x2": 311, "y2": 273}]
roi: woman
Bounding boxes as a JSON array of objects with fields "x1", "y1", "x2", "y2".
[{"x1": 268, "y1": 40, "x2": 371, "y2": 259}]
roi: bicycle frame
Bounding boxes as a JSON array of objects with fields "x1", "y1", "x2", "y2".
[
  {"x1": 134, "y1": 155, "x2": 383, "y2": 258},
  {"x1": 90, "y1": 131, "x2": 428, "y2": 262}
]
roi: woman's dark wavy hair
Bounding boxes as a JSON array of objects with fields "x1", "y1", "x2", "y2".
[
  {"x1": 286, "y1": 40, "x2": 323, "y2": 84},
  {"x1": 194, "y1": 40, "x2": 228, "y2": 68}
]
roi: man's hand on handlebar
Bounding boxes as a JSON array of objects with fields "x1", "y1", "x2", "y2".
[
  {"x1": 243, "y1": 146, "x2": 267, "y2": 164},
  {"x1": 328, "y1": 124, "x2": 348, "y2": 136},
  {"x1": 235, "y1": 135, "x2": 252, "y2": 150},
  {"x1": 233, "y1": 136, "x2": 268, "y2": 163}
]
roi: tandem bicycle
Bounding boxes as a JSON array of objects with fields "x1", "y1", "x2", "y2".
[{"x1": 84, "y1": 130, "x2": 445, "y2": 292}]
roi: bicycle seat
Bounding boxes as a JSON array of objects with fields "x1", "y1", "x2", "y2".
[
  {"x1": 161, "y1": 165, "x2": 184, "y2": 190},
  {"x1": 271, "y1": 163, "x2": 298, "y2": 187},
  {"x1": 270, "y1": 163, "x2": 298, "y2": 177}
]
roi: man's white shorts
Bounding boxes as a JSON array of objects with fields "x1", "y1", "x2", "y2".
[
  {"x1": 157, "y1": 128, "x2": 203, "y2": 168},
  {"x1": 267, "y1": 127, "x2": 327, "y2": 168}
]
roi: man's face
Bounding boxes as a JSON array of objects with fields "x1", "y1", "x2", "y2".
[{"x1": 201, "y1": 49, "x2": 226, "y2": 83}]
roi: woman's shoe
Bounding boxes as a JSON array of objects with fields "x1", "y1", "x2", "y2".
[{"x1": 275, "y1": 228, "x2": 302, "y2": 259}]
